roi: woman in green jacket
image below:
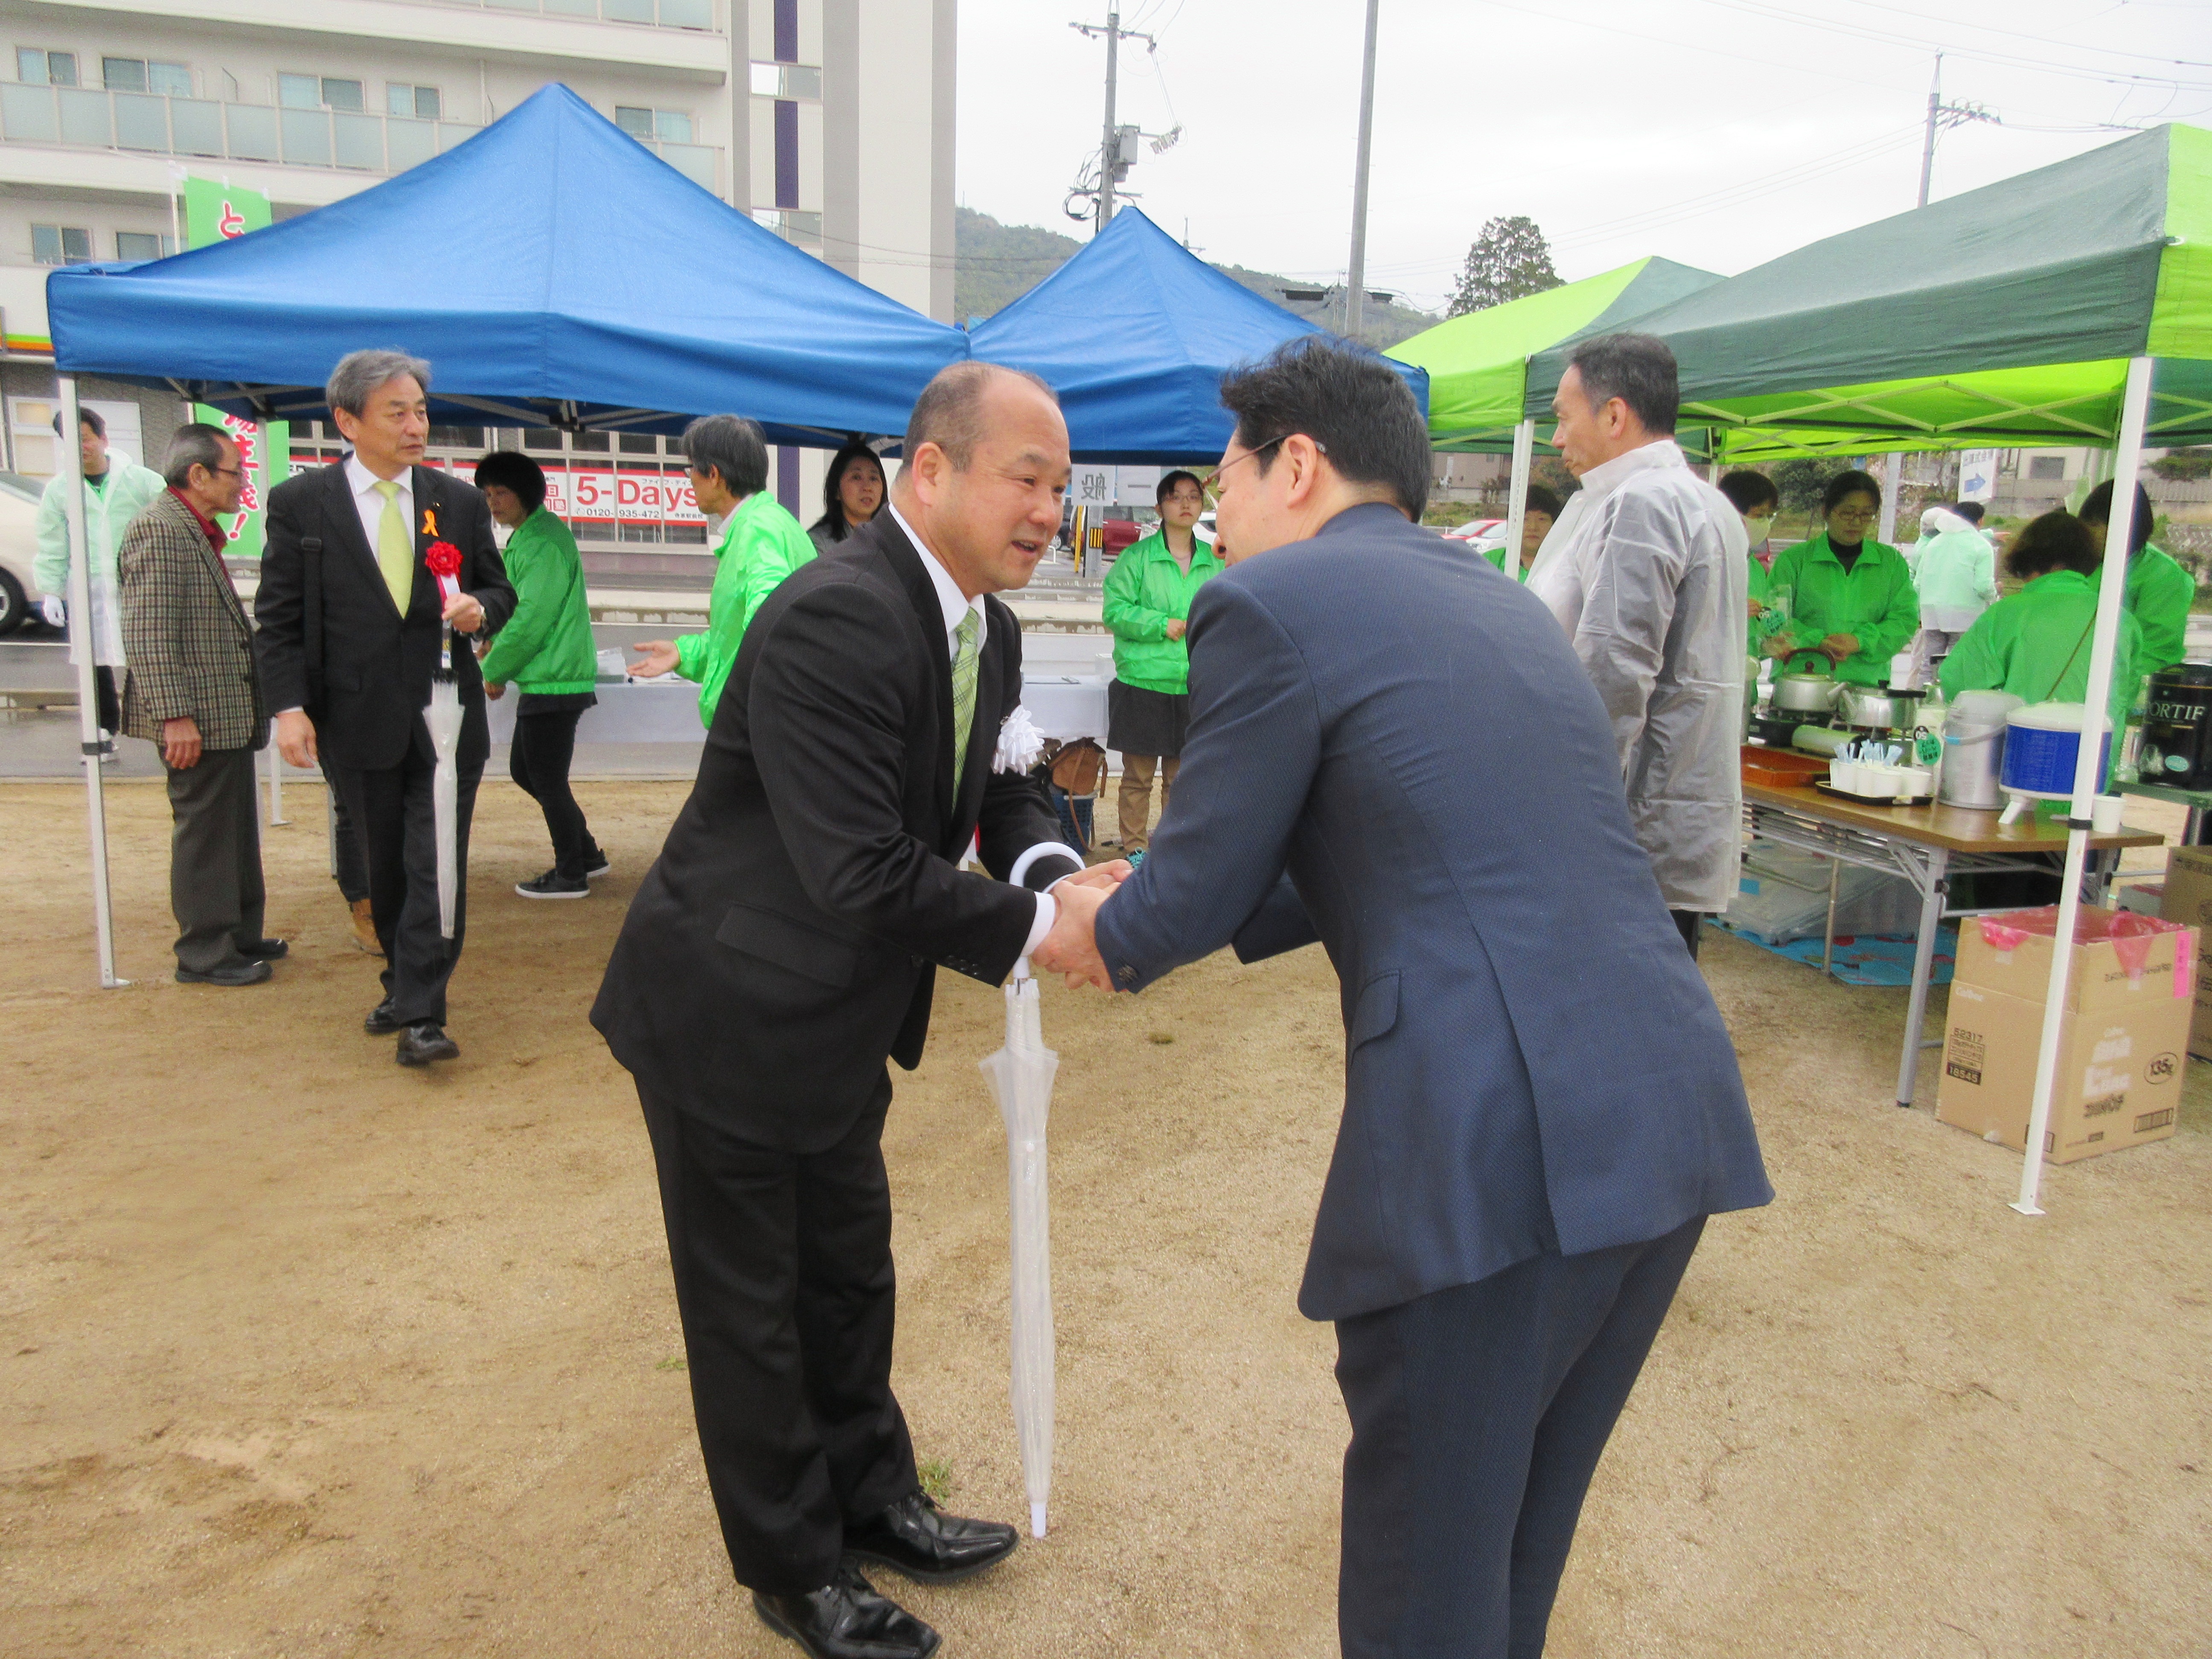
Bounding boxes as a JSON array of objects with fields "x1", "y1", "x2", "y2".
[
  {"x1": 2081, "y1": 478, "x2": 2195, "y2": 678},
  {"x1": 1940, "y1": 509, "x2": 2142, "y2": 722},
  {"x1": 1718, "y1": 469, "x2": 1781, "y2": 649},
  {"x1": 1759, "y1": 469, "x2": 1920, "y2": 686},
  {"x1": 1102, "y1": 470, "x2": 1222, "y2": 855},
  {"x1": 1480, "y1": 484, "x2": 1561, "y2": 582},
  {"x1": 474, "y1": 451, "x2": 607, "y2": 900}
]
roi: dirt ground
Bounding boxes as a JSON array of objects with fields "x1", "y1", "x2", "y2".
[{"x1": 2, "y1": 777, "x2": 2208, "y2": 1659}]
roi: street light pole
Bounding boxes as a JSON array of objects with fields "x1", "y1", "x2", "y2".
[{"x1": 1344, "y1": 0, "x2": 1380, "y2": 342}]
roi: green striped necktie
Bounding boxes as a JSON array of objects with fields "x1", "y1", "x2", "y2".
[{"x1": 950, "y1": 608, "x2": 979, "y2": 792}]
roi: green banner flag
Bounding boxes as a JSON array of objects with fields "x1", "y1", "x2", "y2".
[{"x1": 183, "y1": 178, "x2": 289, "y2": 558}]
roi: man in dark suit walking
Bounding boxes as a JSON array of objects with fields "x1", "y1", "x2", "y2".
[
  {"x1": 255, "y1": 350, "x2": 515, "y2": 1065},
  {"x1": 117, "y1": 422, "x2": 283, "y2": 986},
  {"x1": 593, "y1": 364, "x2": 1118, "y2": 1659},
  {"x1": 1038, "y1": 338, "x2": 1772, "y2": 1659}
]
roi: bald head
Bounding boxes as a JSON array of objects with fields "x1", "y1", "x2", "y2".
[
  {"x1": 894, "y1": 362, "x2": 1069, "y2": 601},
  {"x1": 903, "y1": 362, "x2": 1059, "y2": 472}
]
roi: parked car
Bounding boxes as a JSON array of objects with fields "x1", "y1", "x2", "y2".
[{"x1": 0, "y1": 471, "x2": 49, "y2": 636}]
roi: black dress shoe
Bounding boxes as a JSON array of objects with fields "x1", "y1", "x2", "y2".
[
  {"x1": 844, "y1": 1490, "x2": 1018, "y2": 1585},
  {"x1": 396, "y1": 1021, "x2": 459, "y2": 1066},
  {"x1": 175, "y1": 958, "x2": 272, "y2": 987},
  {"x1": 754, "y1": 1563, "x2": 939, "y2": 1659},
  {"x1": 364, "y1": 999, "x2": 403, "y2": 1036},
  {"x1": 237, "y1": 937, "x2": 289, "y2": 961}
]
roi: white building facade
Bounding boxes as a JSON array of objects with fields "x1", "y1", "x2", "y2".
[{"x1": 0, "y1": 0, "x2": 955, "y2": 579}]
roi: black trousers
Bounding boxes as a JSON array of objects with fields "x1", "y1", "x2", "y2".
[
  {"x1": 639, "y1": 1080, "x2": 919, "y2": 1595},
  {"x1": 327, "y1": 746, "x2": 482, "y2": 1025},
  {"x1": 164, "y1": 745, "x2": 265, "y2": 972},
  {"x1": 509, "y1": 707, "x2": 596, "y2": 878},
  {"x1": 1335, "y1": 1216, "x2": 1706, "y2": 1659},
  {"x1": 323, "y1": 759, "x2": 368, "y2": 903},
  {"x1": 1670, "y1": 908, "x2": 1704, "y2": 960},
  {"x1": 93, "y1": 665, "x2": 120, "y2": 734}
]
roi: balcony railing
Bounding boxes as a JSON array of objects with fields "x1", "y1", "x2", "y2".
[
  {"x1": 419, "y1": 0, "x2": 719, "y2": 26},
  {"x1": 0, "y1": 83, "x2": 720, "y2": 193}
]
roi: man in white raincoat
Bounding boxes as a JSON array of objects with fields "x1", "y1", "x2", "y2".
[
  {"x1": 33, "y1": 405, "x2": 168, "y2": 746},
  {"x1": 1906, "y1": 504, "x2": 1998, "y2": 686},
  {"x1": 1527, "y1": 333, "x2": 1748, "y2": 956}
]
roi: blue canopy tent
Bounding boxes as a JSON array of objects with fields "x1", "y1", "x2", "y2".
[
  {"x1": 45, "y1": 83, "x2": 969, "y2": 445},
  {"x1": 43, "y1": 83, "x2": 973, "y2": 987},
  {"x1": 969, "y1": 207, "x2": 1428, "y2": 462}
]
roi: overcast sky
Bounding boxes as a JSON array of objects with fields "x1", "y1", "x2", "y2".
[{"x1": 955, "y1": 0, "x2": 2211, "y2": 313}]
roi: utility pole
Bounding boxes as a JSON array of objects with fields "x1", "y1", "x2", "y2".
[
  {"x1": 1344, "y1": 0, "x2": 1381, "y2": 342},
  {"x1": 1071, "y1": 13, "x2": 1150, "y2": 235},
  {"x1": 1918, "y1": 53, "x2": 1999, "y2": 208}
]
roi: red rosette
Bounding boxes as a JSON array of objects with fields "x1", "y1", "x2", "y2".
[{"x1": 425, "y1": 540, "x2": 463, "y2": 579}]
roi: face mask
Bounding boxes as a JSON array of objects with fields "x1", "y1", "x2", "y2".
[{"x1": 1743, "y1": 517, "x2": 1773, "y2": 544}]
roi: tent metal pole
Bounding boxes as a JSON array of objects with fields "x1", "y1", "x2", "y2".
[
  {"x1": 1504, "y1": 418, "x2": 1534, "y2": 573},
  {"x1": 2011, "y1": 354, "x2": 2153, "y2": 1217},
  {"x1": 60, "y1": 375, "x2": 125, "y2": 989}
]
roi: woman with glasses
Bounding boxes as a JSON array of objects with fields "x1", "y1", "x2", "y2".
[
  {"x1": 806, "y1": 440, "x2": 887, "y2": 555},
  {"x1": 1101, "y1": 469, "x2": 1222, "y2": 859},
  {"x1": 1758, "y1": 469, "x2": 1920, "y2": 687}
]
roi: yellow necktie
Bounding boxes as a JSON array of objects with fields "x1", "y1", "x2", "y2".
[
  {"x1": 373, "y1": 479, "x2": 411, "y2": 612},
  {"x1": 950, "y1": 610, "x2": 980, "y2": 792}
]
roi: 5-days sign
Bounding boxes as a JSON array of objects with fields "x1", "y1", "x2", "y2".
[{"x1": 184, "y1": 177, "x2": 289, "y2": 558}]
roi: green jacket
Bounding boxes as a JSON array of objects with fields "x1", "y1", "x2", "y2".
[
  {"x1": 1481, "y1": 544, "x2": 1533, "y2": 583},
  {"x1": 674, "y1": 491, "x2": 815, "y2": 726},
  {"x1": 2125, "y1": 544, "x2": 2194, "y2": 677},
  {"x1": 34, "y1": 460, "x2": 169, "y2": 666},
  {"x1": 1938, "y1": 570, "x2": 2143, "y2": 722},
  {"x1": 1103, "y1": 528, "x2": 1222, "y2": 694},
  {"x1": 478, "y1": 507, "x2": 597, "y2": 695},
  {"x1": 1760, "y1": 532, "x2": 1919, "y2": 686}
]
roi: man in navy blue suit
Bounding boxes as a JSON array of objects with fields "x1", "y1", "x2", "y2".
[{"x1": 1036, "y1": 338, "x2": 1771, "y2": 1658}]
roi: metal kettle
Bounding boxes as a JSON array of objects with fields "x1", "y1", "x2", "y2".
[{"x1": 1772, "y1": 653, "x2": 1844, "y2": 716}]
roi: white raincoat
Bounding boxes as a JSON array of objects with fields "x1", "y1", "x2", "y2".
[
  {"x1": 1910, "y1": 506, "x2": 1999, "y2": 633},
  {"x1": 33, "y1": 458, "x2": 169, "y2": 665},
  {"x1": 1526, "y1": 439, "x2": 1749, "y2": 913}
]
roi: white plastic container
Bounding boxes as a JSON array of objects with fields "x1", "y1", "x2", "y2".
[
  {"x1": 2002, "y1": 702, "x2": 2113, "y2": 800},
  {"x1": 1940, "y1": 690, "x2": 2026, "y2": 809},
  {"x1": 1897, "y1": 765, "x2": 1933, "y2": 799},
  {"x1": 1829, "y1": 760, "x2": 1861, "y2": 794}
]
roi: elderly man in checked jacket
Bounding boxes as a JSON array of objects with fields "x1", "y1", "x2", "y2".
[{"x1": 117, "y1": 422, "x2": 285, "y2": 987}]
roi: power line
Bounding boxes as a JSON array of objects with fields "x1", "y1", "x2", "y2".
[{"x1": 1819, "y1": 0, "x2": 2211, "y2": 69}]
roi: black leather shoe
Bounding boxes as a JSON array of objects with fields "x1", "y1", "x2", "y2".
[
  {"x1": 396, "y1": 1021, "x2": 459, "y2": 1066},
  {"x1": 175, "y1": 958, "x2": 272, "y2": 987},
  {"x1": 364, "y1": 999, "x2": 404, "y2": 1036},
  {"x1": 844, "y1": 1490, "x2": 1018, "y2": 1585},
  {"x1": 237, "y1": 937, "x2": 289, "y2": 961},
  {"x1": 754, "y1": 1563, "x2": 939, "y2": 1659}
]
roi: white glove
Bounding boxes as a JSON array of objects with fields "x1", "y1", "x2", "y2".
[{"x1": 40, "y1": 596, "x2": 65, "y2": 629}]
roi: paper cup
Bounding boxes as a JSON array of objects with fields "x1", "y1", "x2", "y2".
[
  {"x1": 1829, "y1": 761, "x2": 1860, "y2": 794},
  {"x1": 2092, "y1": 795, "x2": 2125, "y2": 833},
  {"x1": 1863, "y1": 764, "x2": 1904, "y2": 797},
  {"x1": 1897, "y1": 767, "x2": 1933, "y2": 798}
]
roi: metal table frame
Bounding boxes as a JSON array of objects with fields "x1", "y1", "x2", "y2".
[{"x1": 1742, "y1": 798, "x2": 2116, "y2": 1110}]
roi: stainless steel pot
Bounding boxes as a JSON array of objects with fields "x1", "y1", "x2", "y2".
[
  {"x1": 1773, "y1": 655, "x2": 1844, "y2": 716},
  {"x1": 1839, "y1": 683, "x2": 1924, "y2": 732}
]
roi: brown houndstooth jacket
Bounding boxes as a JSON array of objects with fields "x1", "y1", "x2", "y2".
[{"x1": 118, "y1": 489, "x2": 268, "y2": 752}]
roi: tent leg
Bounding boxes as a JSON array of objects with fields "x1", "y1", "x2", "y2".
[
  {"x1": 60, "y1": 375, "x2": 125, "y2": 989},
  {"x1": 2013, "y1": 354, "x2": 2155, "y2": 1217},
  {"x1": 1504, "y1": 419, "x2": 1534, "y2": 568}
]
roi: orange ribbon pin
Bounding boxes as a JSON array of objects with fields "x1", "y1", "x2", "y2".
[{"x1": 421, "y1": 507, "x2": 438, "y2": 538}]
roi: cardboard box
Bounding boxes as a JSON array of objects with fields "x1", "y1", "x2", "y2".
[
  {"x1": 2159, "y1": 847, "x2": 2212, "y2": 1059},
  {"x1": 1951, "y1": 906, "x2": 2195, "y2": 1013},
  {"x1": 1937, "y1": 983, "x2": 2186, "y2": 1161}
]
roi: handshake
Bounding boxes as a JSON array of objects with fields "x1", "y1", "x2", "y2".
[{"x1": 1032, "y1": 858, "x2": 1136, "y2": 990}]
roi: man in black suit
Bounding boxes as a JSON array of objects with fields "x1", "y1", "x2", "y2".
[
  {"x1": 592, "y1": 364, "x2": 1120, "y2": 1659},
  {"x1": 256, "y1": 350, "x2": 515, "y2": 1066},
  {"x1": 1039, "y1": 338, "x2": 1771, "y2": 1658}
]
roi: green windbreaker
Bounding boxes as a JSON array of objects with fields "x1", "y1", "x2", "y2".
[
  {"x1": 478, "y1": 507, "x2": 597, "y2": 695},
  {"x1": 1103, "y1": 529, "x2": 1222, "y2": 694},
  {"x1": 2124, "y1": 544, "x2": 2195, "y2": 677},
  {"x1": 673, "y1": 491, "x2": 815, "y2": 726},
  {"x1": 1760, "y1": 531, "x2": 1919, "y2": 686},
  {"x1": 1938, "y1": 570, "x2": 2143, "y2": 722}
]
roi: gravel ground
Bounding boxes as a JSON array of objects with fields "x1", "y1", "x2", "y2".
[{"x1": 2, "y1": 779, "x2": 2206, "y2": 1659}]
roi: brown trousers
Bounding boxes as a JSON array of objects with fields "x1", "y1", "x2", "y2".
[{"x1": 1117, "y1": 753, "x2": 1180, "y2": 850}]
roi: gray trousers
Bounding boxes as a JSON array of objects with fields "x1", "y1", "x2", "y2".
[{"x1": 165, "y1": 745, "x2": 266, "y2": 972}]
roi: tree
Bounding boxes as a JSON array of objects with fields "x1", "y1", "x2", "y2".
[
  {"x1": 1447, "y1": 216, "x2": 1562, "y2": 317},
  {"x1": 1771, "y1": 457, "x2": 1855, "y2": 517},
  {"x1": 2152, "y1": 446, "x2": 2212, "y2": 482}
]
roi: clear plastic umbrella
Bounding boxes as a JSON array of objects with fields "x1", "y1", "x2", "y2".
[
  {"x1": 423, "y1": 545, "x2": 466, "y2": 939},
  {"x1": 978, "y1": 958, "x2": 1057, "y2": 1538}
]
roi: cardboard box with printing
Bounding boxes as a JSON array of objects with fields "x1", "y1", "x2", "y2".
[
  {"x1": 1936, "y1": 908, "x2": 2193, "y2": 1163},
  {"x1": 2157, "y1": 846, "x2": 2212, "y2": 1059}
]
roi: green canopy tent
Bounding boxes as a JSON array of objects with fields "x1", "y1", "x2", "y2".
[
  {"x1": 1523, "y1": 123, "x2": 2209, "y2": 1217},
  {"x1": 1387, "y1": 256, "x2": 1720, "y2": 561}
]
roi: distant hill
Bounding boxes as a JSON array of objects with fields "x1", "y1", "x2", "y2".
[{"x1": 954, "y1": 206, "x2": 1436, "y2": 350}]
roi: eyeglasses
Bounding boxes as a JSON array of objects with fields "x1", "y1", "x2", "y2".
[
  {"x1": 209, "y1": 466, "x2": 243, "y2": 480},
  {"x1": 1202, "y1": 434, "x2": 1324, "y2": 495}
]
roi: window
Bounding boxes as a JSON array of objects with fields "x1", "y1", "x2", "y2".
[
  {"x1": 750, "y1": 62, "x2": 822, "y2": 99},
  {"x1": 18, "y1": 47, "x2": 78, "y2": 86},
  {"x1": 32, "y1": 224, "x2": 92, "y2": 265},
  {"x1": 615, "y1": 105, "x2": 692, "y2": 143},
  {"x1": 752, "y1": 209, "x2": 822, "y2": 244},
  {"x1": 618, "y1": 433, "x2": 660, "y2": 454},
  {"x1": 2028, "y1": 455, "x2": 2067, "y2": 481},
  {"x1": 571, "y1": 430, "x2": 611, "y2": 454},
  {"x1": 427, "y1": 425, "x2": 483, "y2": 449},
  {"x1": 115, "y1": 231, "x2": 178, "y2": 260},
  {"x1": 386, "y1": 82, "x2": 440, "y2": 119},
  {"x1": 279, "y1": 73, "x2": 361, "y2": 111},
  {"x1": 521, "y1": 428, "x2": 565, "y2": 451},
  {"x1": 101, "y1": 58, "x2": 190, "y2": 96}
]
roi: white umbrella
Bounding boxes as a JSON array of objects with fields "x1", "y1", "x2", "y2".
[
  {"x1": 423, "y1": 623, "x2": 464, "y2": 939},
  {"x1": 979, "y1": 958, "x2": 1057, "y2": 1538}
]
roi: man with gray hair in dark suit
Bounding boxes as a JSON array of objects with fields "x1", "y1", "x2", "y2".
[{"x1": 1038, "y1": 336, "x2": 1771, "y2": 1658}]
